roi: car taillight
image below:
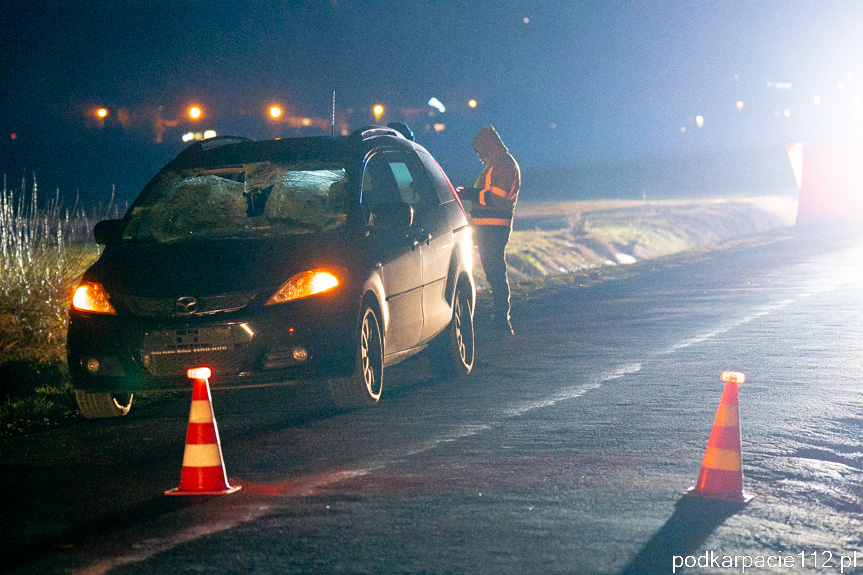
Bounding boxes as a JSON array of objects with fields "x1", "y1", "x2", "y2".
[{"x1": 72, "y1": 282, "x2": 117, "y2": 314}]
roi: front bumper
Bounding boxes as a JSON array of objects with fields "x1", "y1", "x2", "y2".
[{"x1": 67, "y1": 298, "x2": 357, "y2": 393}]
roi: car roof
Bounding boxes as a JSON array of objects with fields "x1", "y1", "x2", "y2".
[{"x1": 165, "y1": 126, "x2": 423, "y2": 172}]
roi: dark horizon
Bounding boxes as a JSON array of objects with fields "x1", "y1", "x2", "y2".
[{"x1": 2, "y1": 1, "x2": 860, "y2": 204}]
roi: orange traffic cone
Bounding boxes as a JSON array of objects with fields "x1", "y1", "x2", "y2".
[
  {"x1": 165, "y1": 367, "x2": 241, "y2": 495},
  {"x1": 686, "y1": 370, "x2": 753, "y2": 503}
]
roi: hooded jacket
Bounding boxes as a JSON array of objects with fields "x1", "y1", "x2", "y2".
[{"x1": 460, "y1": 126, "x2": 521, "y2": 227}]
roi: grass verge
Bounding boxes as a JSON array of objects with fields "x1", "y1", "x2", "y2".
[{"x1": 0, "y1": 175, "x2": 123, "y2": 438}]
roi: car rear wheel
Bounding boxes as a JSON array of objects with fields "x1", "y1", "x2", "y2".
[
  {"x1": 328, "y1": 305, "x2": 384, "y2": 408},
  {"x1": 431, "y1": 283, "x2": 474, "y2": 378},
  {"x1": 75, "y1": 390, "x2": 134, "y2": 419}
]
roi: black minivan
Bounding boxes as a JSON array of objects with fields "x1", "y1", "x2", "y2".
[{"x1": 67, "y1": 126, "x2": 475, "y2": 418}]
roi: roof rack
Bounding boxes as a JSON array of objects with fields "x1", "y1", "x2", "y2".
[
  {"x1": 350, "y1": 126, "x2": 404, "y2": 141},
  {"x1": 172, "y1": 135, "x2": 254, "y2": 162},
  {"x1": 180, "y1": 135, "x2": 253, "y2": 153}
]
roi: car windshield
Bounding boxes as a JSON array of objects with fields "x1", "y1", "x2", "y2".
[{"x1": 121, "y1": 161, "x2": 350, "y2": 243}]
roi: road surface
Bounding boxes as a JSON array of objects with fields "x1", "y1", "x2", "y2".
[{"x1": 2, "y1": 225, "x2": 862, "y2": 574}]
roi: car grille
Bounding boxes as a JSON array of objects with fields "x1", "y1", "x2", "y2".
[
  {"x1": 141, "y1": 325, "x2": 255, "y2": 378},
  {"x1": 123, "y1": 292, "x2": 257, "y2": 317}
]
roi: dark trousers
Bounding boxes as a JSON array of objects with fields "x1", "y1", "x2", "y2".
[{"x1": 474, "y1": 225, "x2": 512, "y2": 324}]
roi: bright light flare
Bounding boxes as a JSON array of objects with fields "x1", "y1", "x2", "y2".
[
  {"x1": 736, "y1": 100, "x2": 744, "y2": 110},
  {"x1": 187, "y1": 367, "x2": 212, "y2": 380},
  {"x1": 428, "y1": 97, "x2": 446, "y2": 113},
  {"x1": 269, "y1": 105, "x2": 282, "y2": 119},
  {"x1": 373, "y1": 104, "x2": 385, "y2": 120},
  {"x1": 720, "y1": 371, "x2": 746, "y2": 385},
  {"x1": 468, "y1": 99, "x2": 478, "y2": 108},
  {"x1": 188, "y1": 106, "x2": 202, "y2": 120},
  {"x1": 696, "y1": 115, "x2": 705, "y2": 128},
  {"x1": 95, "y1": 108, "x2": 109, "y2": 119}
]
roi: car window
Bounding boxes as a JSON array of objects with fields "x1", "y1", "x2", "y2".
[
  {"x1": 361, "y1": 154, "x2": 401, "y2": 223},
  {"x1": 418, "y1": 150, "x2": 458, "y2": 204},
  {"x1": 391, "y1": 155, "x2": 437, "y2": 207},
  {"x1": 361, "y1": 151, "x2": 437, "y2": 223},
  {"x1": 122, "y1": 161, "x2": 349, "y2": 243}
]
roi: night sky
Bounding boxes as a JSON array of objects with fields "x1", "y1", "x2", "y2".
[{"x1": 2, "y1": 0, "x2": 863, "y2": 204}]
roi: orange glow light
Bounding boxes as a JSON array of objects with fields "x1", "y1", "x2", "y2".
[
  {"x1": 269, "y1": 105, "x2": 282, "y2": 119},
  {"x1": 187, "y1": 367, "x2": 212, "y2": 380},
  {"x1": 373, "y1": 104, "x2": 385, "y2": 119},
  {"x1": 72, "y1": 282, "x2": 116, "y2": 314},
  {"x1": 468, "y1": 99, "x2": 478, "y2": 108},
  {"x1": 188, "y1": 106, "x2": 202, "y2": 120},
  {"x1": 96, "y1": 108, "x2": 109, "y2": 119},
  {"x1": 720, "y1": 371, "x2": 746, "y2": 385}
]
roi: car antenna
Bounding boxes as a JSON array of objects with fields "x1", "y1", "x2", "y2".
[{"x1": 331, "y1": 91, "x2": 336, "y2": 137}]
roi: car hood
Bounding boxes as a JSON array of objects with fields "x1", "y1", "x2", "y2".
[{"x1": 86, "y1": 233, "x2": 357, "y2": 299}]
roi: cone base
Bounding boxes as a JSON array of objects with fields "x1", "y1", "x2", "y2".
[
  {"x1": 685, "y1": 486, "x2": 753, "y2": 504},
  {"x1": 165, "y1": 484, "x2": 242, "y2": 496}
]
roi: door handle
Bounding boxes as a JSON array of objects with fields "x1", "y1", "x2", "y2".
[{"x1": 409, "y1": 231, "x2": 432, "y2": 251}]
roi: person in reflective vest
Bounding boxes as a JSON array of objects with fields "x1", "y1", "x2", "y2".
[{"x1": 458, "y1": 125, "x2": 521, "y2": 335}]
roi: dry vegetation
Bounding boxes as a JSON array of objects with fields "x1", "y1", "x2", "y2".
[{"x1": 0, "y1": 175, "x2": 122, "y2": 435}]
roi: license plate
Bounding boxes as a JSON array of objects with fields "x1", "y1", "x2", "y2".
[{"x1": 143, "y1": 326, "x2": 233, "y2": 357}]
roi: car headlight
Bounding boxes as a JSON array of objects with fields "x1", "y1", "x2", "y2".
[
  {"x1": 72, "y1": 282, "x2": 116, "y2": 314},
  {"x1": 266, "y1": 268, "x2": 344, "y2": 305}
]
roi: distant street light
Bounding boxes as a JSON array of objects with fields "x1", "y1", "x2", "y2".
[
  {"x1": 373, "y1": 104, "x2": 385, "y2": 120},
  {"x1": 428, "y1": 97, "x2": 446, "y2": 113},
  {"x1": 188, "y1": 106, "x2": 203, "y2": 120},
  {"x1": 95, "y1": 108, "x2": 109, "y2": 119},
  {"x1": 269, "y1": 105, "x2": 283, "y2": 119},
  {"x1": 468, "y1": 99, "x2": 478, "y2": 108}
]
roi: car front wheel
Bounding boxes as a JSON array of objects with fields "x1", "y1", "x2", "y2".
[
  {"x1": 75, "y1": 390, "x2": 134, "y2": 419},
  {"x1": 431, "y1": 283, "x2": 474, "y2": 378},
  {"x1": 328, "y1": 305, "x2": 384, "y2": 408}
]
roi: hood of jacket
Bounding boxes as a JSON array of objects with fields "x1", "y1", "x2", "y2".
[{"x1": 471, "y1": 125, "x2": 508, "y2": 161}]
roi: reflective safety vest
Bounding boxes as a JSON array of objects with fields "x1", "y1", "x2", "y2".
[{"x1": 471, "y1": 155, "x2": 520, "y2": 227}]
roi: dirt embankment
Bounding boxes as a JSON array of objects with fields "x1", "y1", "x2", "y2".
[{"x1": 471, "y1": 195, "x2": 798, "y2": 289}]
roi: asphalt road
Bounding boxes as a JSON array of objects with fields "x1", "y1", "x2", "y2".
[{"x1": 2, "y1": 225, "x2": 863, "y2": 574}]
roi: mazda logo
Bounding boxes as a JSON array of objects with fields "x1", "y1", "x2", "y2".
[{"x1": 176, "y1": 297, "x2": 198, "y2": 315}]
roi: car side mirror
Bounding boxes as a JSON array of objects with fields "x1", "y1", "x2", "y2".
[
  {"x1": 93, "y1": 219, "x2": 123, "y2": 246},
  {"x1": 370, "y1": 202, "x2": 414, "y2": 229}
]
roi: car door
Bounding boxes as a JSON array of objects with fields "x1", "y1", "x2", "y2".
[
  {"x1": 385, "y1": 152, "x2": 455, "y2": 342},
  {"x1": 361, "y1": 151, "x2": 424, "y2": 354}
]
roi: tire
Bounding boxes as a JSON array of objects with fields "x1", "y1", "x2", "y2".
[
  {"x1": 75, "y1": 390, "x2": 134, "y2": 419},
  {"x1": 431, "y1": 283, "x2": 474, "y2": 378},
  {"x1": 328, "y1": 305, "x2": 384, "y2": 408}
]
